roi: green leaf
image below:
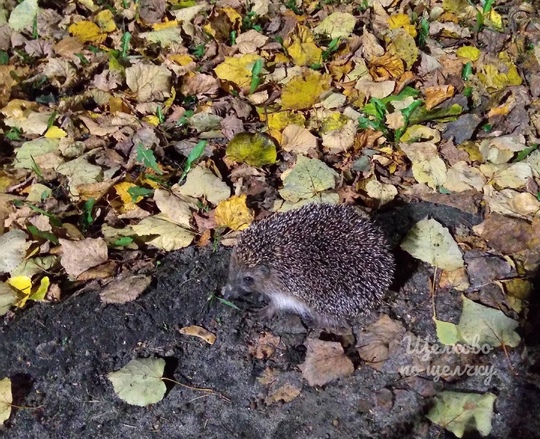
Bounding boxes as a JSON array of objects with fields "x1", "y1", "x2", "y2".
[
  {"x1": 462, "y1": 61, "x2": 473, "y2": 80},
  {"x1": 81, "y1": 198, "x2": 96, "y2": 231},
  {"x1": 457, "y1": 295, "x2": 520, "y2": 348},
  {"x1": 434, "y1": 319, "x2": 459, "y2": 345},
  {"x1": 408, "y1": 103, "x2": 463, "y2": 125},
  {"x1": 249, "y1": 58, "x2": 263, "y2": 94},
  {"x1": 127, "y1": 186, "x2": 154, "y2": 202},
  {"x1": 113, "y1": 236, "x2": 134, "y2": 247},
  {"x1": 513, "y1": 144, "x2": 538, "y2": 162},
  {"x1": 27, "y1": 224, "x2": 59, "y2": 244},
  {"x1": 136, "y1": 144, "x2": 163, "y2": 175},
  {"x1": 180, "y1": 140, "x2": 207, "y2": 183},
  {"x1": 427, "y1": 391, "x2": 496, "y2": 438}
]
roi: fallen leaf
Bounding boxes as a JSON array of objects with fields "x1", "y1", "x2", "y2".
[
  {"x1": 179, "y1": 325, "x2": 216, "y2": 345},
  {"x1": 249, "y1": 332, "x2": 281, "y2": 360},
  {"x1": 108, "y1": 357, "x2": 166, "y2": 406},
  {"x1": 176, "y1": 166, "x2": 231, "y2": 205},
  {"x1": 59, "y1": 238, "x2": 108, "y2": 278},
  {"x1": 100, "y1": 275, "x2": 152, "y2": 304},
  {"x1": 400, "y1": 218, "x2": 464, "y2": 270},
  {"x1": 298, "y1": 339, "x2": 354, "y2": 386},
  {"x1": 427, "y1": 391, "x2": 496, "y2": 438},
  {"x1": 214, "y1": 194, "x2": 254, "y2": 231}
]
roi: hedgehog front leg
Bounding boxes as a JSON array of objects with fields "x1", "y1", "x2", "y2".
[{"x1": 253, "y1": 304, "x2": 277, "y2": 321}]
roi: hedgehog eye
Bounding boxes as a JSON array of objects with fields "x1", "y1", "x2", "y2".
[{"x1": 243, "y1": 275, "x2": 254, "y2": 284}]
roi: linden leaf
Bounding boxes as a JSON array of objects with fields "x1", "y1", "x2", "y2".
[
  {"x1": 285, "y1": 25, "x2": 322, "y2": 67},
  {"x1": 14, "y1": 138, "x2": 60, "y2": 169},
  {"x1": 0, "y1": 230, "x2": 31, "y2": 275},
  {"x1": 8, "y1": 0, "x2": 38, "y2": 31},
  {"x1": 456, "y1": 46, "x2": 481, "y2": 62},
  {"x1": 427, "y1": 391, "x2": 496, "y2": 438},
  {"x1": 100, "y1": 275, "x2": 152, "y2": 304},
  {"x1": 108, "y1": 357, "x2": 166, "y2": 407},
  {"x1": 29, "y1": 276, "x2": 49, "y2": 301},
  {"x1": 214, "y1": 54, "x2": 263, "y2": 88},
  {"x1": 0, "y1": 377, "x2": 12, "y2": 424},
  {"x1": 400, "y1": 218, "x2": 464, "y2": 270},
  {"x1": 215, "y1": 195, "x2": 254, "y2": 231},
  {"x1": 457, "y1": 296, "x2": 520, "y2": 348},
  {"x1": 95, "y1": 9, "x2": 116, "y2": 32},
  {"x1": 0, "y1": 282, "x2": 17, "y2": 316},
  {"x1": 281, "y1": 69, "x2": 331, "y2": 110},
  {"x1": 59, "y1": 238, "x2": 108, "y2": 278},
  {"x1": 298, "y1": 339, "x2": 354, "y2": 386},
  {"x1": 388, "y1": 29, "x2": 418, "y2": 70},
  {"x1": 279, "y1": 156, "x2": 338, "y2": 203},
  {"x1": 132, "y1": 216, "x2": 195, "y2": 251},
  {"x1": 125, "y1": 63, "x2": 172, "y2": 103},
  {"x1": 68, "y1": 21, "x2": 107, "y2": 44},
  {"x1": 434, "y1": 319, "x2": 460, "y2": 345},
  {"x1": 7, "y1": 275, "x2": 32, "y2": 307},
  {"x1": 313, "y1": 12, "x2": 356, "y2": 39},
  {"x1": 176, "y1": 166, "x2": 231, "y2": 205},
  {"x1": 365, "y1": 180, "x2": 398, "y2": 205},
  {"x1": 226, "y1": 132, "x2": 277, "y2": 166}
]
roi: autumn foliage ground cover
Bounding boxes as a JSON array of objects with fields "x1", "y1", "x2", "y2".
[{"x1": 1, "y1": 0, "x2": 540, "y2": 437}]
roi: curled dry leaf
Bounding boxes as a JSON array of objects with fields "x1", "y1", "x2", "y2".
[
  {"x1": 265, "y1": 382, "x2": 302, "y2": 405},
  {"x1": 249, "y1": 332, "x2": 281, "y2": 360},
  {"x1": 100, "y1": 274, "x2": 152, "y2": 304},
  {"x1": 59, "y1": 237, "x2": 109, "y2": 278},
  {"x1": 356, "y1": 315, "x2": 406, "y2": 371},
  {"x1": 179, "y1": 325, "x2": 216, "y2": 345},
  {"x1": 298, "y1": 339, "x2": 354, "y2": 387}
]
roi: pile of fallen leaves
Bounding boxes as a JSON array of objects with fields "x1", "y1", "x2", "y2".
[{"x1": 0, "y1": 0, "x2": 538, "y2": 320}]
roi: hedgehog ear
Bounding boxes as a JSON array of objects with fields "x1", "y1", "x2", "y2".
[{"x1": 258, "y1": 264, "x2": 270, "y2": 275}]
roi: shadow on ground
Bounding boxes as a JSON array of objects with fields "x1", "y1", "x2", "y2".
[{"x1": 1, "y1": 202, "x2": 539, "y2": 438}]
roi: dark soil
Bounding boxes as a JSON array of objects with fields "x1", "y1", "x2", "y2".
[{"x1": 1, "y1": 202, "x2": 540, "y2": 439}]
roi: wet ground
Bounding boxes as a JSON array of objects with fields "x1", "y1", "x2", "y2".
[{"x1": 1, "y1": 201, "x2": 539, "y2": 439}]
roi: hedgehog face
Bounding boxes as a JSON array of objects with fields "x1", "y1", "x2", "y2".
[{"x1": 222, "y1": 264, "x2": 271, "y2": 299}]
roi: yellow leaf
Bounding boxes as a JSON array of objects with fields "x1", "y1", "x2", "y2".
[
  {"x1": 7, "y1": 276, "x2": 32, "y2": 295},
  {"x1": 221, "y1": 7, "x2": 242, "y2": 26},
  {"x1": 456, "y1": 45, "x2": 481, "y2": 62},
  {"x1": 95, "y1": 9, "x2": 116, "y2": 32},
  {"x1": 44, "y1": 126, "x2": 67, "y2": 139},
  {"x1": 285, "y1": 25, "x2": 322, "y2": 67},
  {"x1": 68, "y1": 21, "x2": 107, "y2": 44},
  {"x1": 169, "y1": 54, "x2": 194, "y2": 66},
  {"x1": 29, "y1": 276, "x2": 49, "y2": 301},
  {"x1": 114, "y1": 182, "x2": 142, "y2": 204},
  {"x1": 215, "y1": 195, "x2": 254, "y2": 230},
  {"x1": 281, "y1": 69, "x2": 331, "y2": 110},
  {"x1": 369, "y1": 53, "x2": 404, "y2": 80},
  {"x1": 214, "y1": 54, "x2": 262, "y2": 88},
  {"x1": 153, "y1": 20, "x2": 179, "y2": 31},
  {"x1": 488, "y1": 9, "x2": 503, "y2": 30},
  {"x1": 388, "y1": 13, "x2": 417, "y2": 37},
  {"x1": 387, "y1": 29, "x2": 418, "y2": 70},
  {"x1": 8, "y1": 276, "x2": 32, "y2": 307},
  {"x1": 265, "y1": 111, "x2": 306, "y2": 130},
  {"x1": 226, "y1": 132, "x2": 277, "y2": 166},
  {"x1": 144, "y1": 115, "x2": 160, "y2": 126}
]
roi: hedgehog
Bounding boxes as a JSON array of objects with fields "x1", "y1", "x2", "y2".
[{"x1": 222, "y1": 203, "x2": 395, "y2": 327}]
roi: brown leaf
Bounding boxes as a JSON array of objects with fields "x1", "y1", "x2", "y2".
[
  {"x1": 265, "y1": 382, "x2": 302, "y2": 405},
  {"x1": 100, "y1": 274, "x2": 152, "y2": 304},
  {"x1": 249, "y1": 332, "x2": 281, "y2": 360},
  {"x1": 298, "y1": 339, "x2": 354, "y2": 386},
  {"x1": 59, "y1": 238, "x2": 108, "y2": 278},
  {"x1": 356, "y1": 315, "x2": 406, "y2": 370},
  {"x1": 179, "y1": 325, "x2": 216, "y2": 345}
]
